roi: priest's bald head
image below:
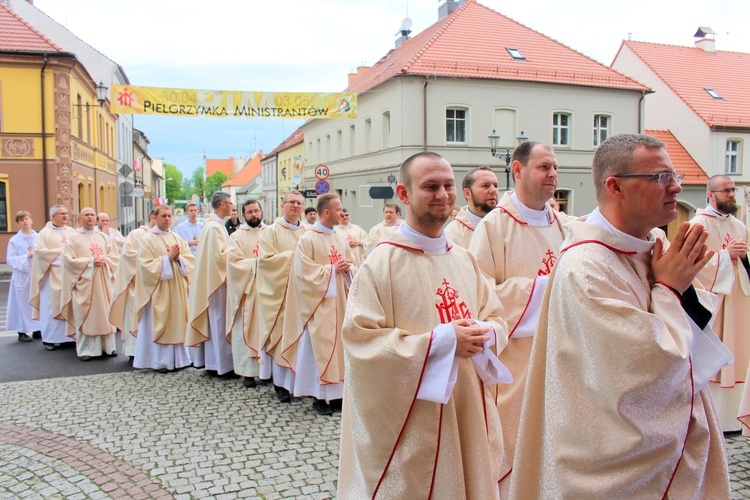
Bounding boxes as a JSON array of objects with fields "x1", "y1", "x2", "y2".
[
  {"x1": 593, "y1": 134, "x2": 683, "y2": 239},
  {"x1": 397, "y1": 152, "x2": 457, "y2": 237},
  {"x1": 80, "y1": 207, "x2": 97, "y2": 231}
]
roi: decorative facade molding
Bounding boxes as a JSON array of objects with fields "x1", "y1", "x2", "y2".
[{"x1": 54, "y1": 70, "x2": 73, "y2": 210}]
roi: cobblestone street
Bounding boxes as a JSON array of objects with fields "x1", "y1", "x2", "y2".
[{"x1": 1, "y1": 367, "x2": 750, "y2": 498}]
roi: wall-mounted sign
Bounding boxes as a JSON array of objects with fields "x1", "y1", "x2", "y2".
[
  {"x1": 314, "y1": 164, "x2": 330, "y2": 180},
  {"x1": 315, "y1": 180, "x2": 330, "y2": 195}
]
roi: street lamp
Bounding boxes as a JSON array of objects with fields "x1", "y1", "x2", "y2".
[
  {"x1": 488, "y1": 129, "x2": 529, "y2": 189},
  {"x1": 73, "y1": 81, "x2": 109, "y2": 109}
]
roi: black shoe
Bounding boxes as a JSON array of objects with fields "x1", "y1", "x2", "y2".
[
  {"x1": 243, "y1": 377, "x2": 256, "y2": 388},
  {"x1": 107, "y1": 351, "x2": 118, "y2": 357},
  {"x1": 128, "y1": 356, "x2": 134, "y2": 366},
  {"x1": 32, "y1": 331, "x2": 42, "y2": 340},
  {"x1": 219, "y1": 371, "x2": 239, "y2": 380},
  {"x1": 330, "y1": 399, "x2": 343, "y2": 412},
  {"x1": 80, "y1": 356, "x2": 92, "y2": 361},
  {"x1": 43, "y1": 342, "x2": 60, "y2": 351},
  {"x1": 276, "y1": 387, "x2": 291, "y2": 403},
  {"x1": 312, "y1": 399, "x2": 333, "y2": 416},
  {"x1": 205, "y1": 369, "x2": 218, "y2": 377},
  {"x1": 18, "y1": 333, "x2": 32, "y2": 343},
  {"x1": 155, "y1": 368, "x2": 170, "y2": 374}
]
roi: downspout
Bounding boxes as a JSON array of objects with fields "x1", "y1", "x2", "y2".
[
  {"x1": 423, "y1": 76, "x2": 429, "y2": 151},
  {"x1": 40, "y1": 54, "x2": 50, "y2": 217},
  {"x1": 638, "y1": 90, "x2": 645, "y2": 133}
]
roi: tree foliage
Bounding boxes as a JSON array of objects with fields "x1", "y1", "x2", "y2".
[
  {"x1": 186, "y1": 167, "x2": 206, "y2": 202},
  {"x1": 205, "y1": 171, "x2": 229, "y2": 199},
  {"x1": 164, "y1": 163, "x2": 184, "y2": 203}
]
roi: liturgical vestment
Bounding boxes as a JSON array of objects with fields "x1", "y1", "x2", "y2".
[
  {"x1": 257, "y1": 217, "x2": 305, "y2": 388},
  {"x1": 444, "y1": 205, "x2": 479, "y2": 249},
  {"x1": 225, "y1": 223, "x2": 265, "y2": 378},
  {"x1": 29, "y1": 222, "x2": 76, "y2": 345},
  {"x1": 109, "y1": 225, "x2": 150, "y2": 357},
  {"x1": 509, "y1": 213, "x2": 730, "y2": 499},
  {"x1": 185, "y1": 212, "x2": 233, "y2": 375},
  {"x1": 339, "y1": 227, "x2": 510, "y2": 499},
  {"x1": 364, "y1": 221, "x2": 400, "y2": 255},
  {"x1": 281, "y1": 222, "x2": 355, "y2": 400},
  {"x1": 468, "y1": 192, "x2": 567, "y2": 483},
  {"x1": 59, "y1": 228, "x2": 119, "y2": 357},
  {"x1": 335, "y1": 222, "x2": 367, "y2": 267},
  {"x1": 133, "y1": 228, "x2": 194, "y2": 371},
  {"x1": 6, "y1": 230, "x2": 40, "y2": 334},
  {"x1": 690, "y1": 208, "x2": 750, "y2": 433}
]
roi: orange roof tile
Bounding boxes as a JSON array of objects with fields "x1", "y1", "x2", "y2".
[
  {"x1": 222, "y1": 154, "x2": 264, "y2": 187},
  {"x1": 646, "y1": 129, "x2": 707, "y2": 185},
  {"x1": 621, "y1": 41, "x2": 750, "y2": 128},
  {"x1": 347, "y1": 0, "x2": 648, "y2": 95},
  {"x1": 270, "y1": 126, "x2": 304, "y2": 155},
  {"x1": 0, "y1": 3, "x2": 61, "y2": 52},
  {"x1": 206, "y1": 158, "x2": 235, "y2": 177}
]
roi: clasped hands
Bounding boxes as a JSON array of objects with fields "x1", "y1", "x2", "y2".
[
  {"x1": 652, "y1": 222, "x2": 715, "y2": 295},
  {"x1": 454, "y1": 318, "x2": 491, "y2": 357}
]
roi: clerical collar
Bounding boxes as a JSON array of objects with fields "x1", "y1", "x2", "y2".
[
  {"x1": 79, "y1": 227, "x2": 95, "y2": 234},
  {"x1": 706, "y1": 205, "x2": 732, "y2": 219},
  {"x1": 465, "y1": 208, "x2": 484, "y2": 228},
  {"x1": 510, "y1": 192, "x2": 551, "y2": 226},
  {"x1": 587, "y1": 208, "x2": 654, "y2": 254},
  {"x1": 153, "y1": 227, "x2": 170, "y2": 234},
  {"x1": 314, "y1": 221, "x2": 335, "y2": 234},
  {"x1": 396, "y1": 222, "x2": 449, "y2": 254},
  {"x1": 243, "y1": 222, "x2": 262, "y2": 229},
  {"x1": 280, "y1": 217, "x2": 301, "y2": 229}
]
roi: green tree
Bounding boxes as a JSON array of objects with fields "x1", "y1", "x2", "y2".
[
  {"x1": 205, "y1": 171, "x2": 229, "y2": 199},
  {"x1": 187, "y1": 167, "x2": 206, "y2": 202},
  {"x1": 164, "y1": 163, "x2": 184, "y2": 203}
]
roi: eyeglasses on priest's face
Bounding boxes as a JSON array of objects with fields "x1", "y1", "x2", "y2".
[
  {"x1": 709, "y1": 188, "x2": 737, "y2": 195},
  {"x1": 610, "y1": 172, "x2": 684, "y2": 185}
]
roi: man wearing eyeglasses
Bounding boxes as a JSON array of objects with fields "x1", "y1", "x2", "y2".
[
  {"x1": 511, "y1": 134, "x2": 730, "y2": 498},
  {"x1": 690, "y1": 175, "x2": 750, "y2": 434}
]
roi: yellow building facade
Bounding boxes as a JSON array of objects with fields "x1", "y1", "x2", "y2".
[{"x1": 275, "y1": 128, "x2": 306, "y2": 214}]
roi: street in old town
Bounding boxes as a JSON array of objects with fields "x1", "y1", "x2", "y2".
[{"x1": 0, "y1": 273, "x2": 749, "y2": 499}]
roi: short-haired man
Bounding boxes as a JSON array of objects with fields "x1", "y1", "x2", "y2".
[
  {"x1": 445, "y1": 166, "x2": 499, "y2": 248},
  {"x1": 225, "y1": 207, "x2": 241, "y2": 235},
  {"x1": 110, "y1": 209, "x2": 158, "y2": 363},
  {"x1": 185, "y1": 192, "x2": 235, "y2": 376},
  {"x1": 257, "y1": 191, "x2": 307, "y2": 402},
  {"x1": 133, "y1": 205, "x2": 194, "y2": 373},
  {"x1": 174, "y1": 201, "x2": 202, "y2": 256},
  {"x1": 96, "y1": 212, "x2": 125, "y2": 253},
  {"x1": 6, "y1": 211, "x2": 41, "y2": 342},
  {"x1": 339, "y1": 152, "x2": 511, "y2": 496},
  {"x1": 511, "y1": 134, "x2": 731, "y2": 497},
  {"x1": 225, "y1": 199, "x2": 266, "y2": 388},
  {"x1": 689, "y1": 175, "x2": 750, "y2": 432},
  {"x1": 303, "y1": 207, "x2": 317, "y2": 228},
  {"x1": 365, "y1": 203, "x2": 402, "y2": 253},
  {"x1": 336, "y1": 208, "x2": 368, "y2": 267},
  {"x1": 29, "y1": 204, "x2": 77, "y2": 350},
  {"x1": 468, "y1": 141, "x2": 568, "y2": 487},
  {"x1": 280, "y1": 193, "x2": 355, "y2": 415},
  {"x1": 59, "y1": 207, "x2": 120, "y2": 360}
]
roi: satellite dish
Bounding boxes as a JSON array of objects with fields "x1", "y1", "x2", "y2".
[
  {"x1": 401, "y1": 17, "x2": 413, "y2": 31},
  {"x1": 292, "y1": 173, "x2": 302, "y2": 185}
]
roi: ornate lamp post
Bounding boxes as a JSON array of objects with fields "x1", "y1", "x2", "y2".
[{"x1": 488, "y1": 130, "x2": 528, "y2": 189}]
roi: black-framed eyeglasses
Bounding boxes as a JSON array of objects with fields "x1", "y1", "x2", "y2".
[
  {"x1": 611, "y1": 172, "x2": 684, "y2": 186},
  {"x1": 709, "y1": 188, "x2": 737, "y2": 194}
]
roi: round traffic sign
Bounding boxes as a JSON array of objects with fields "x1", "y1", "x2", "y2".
[
  {"x1": 315, "y1": 179, "x2": 330, "y2": 195},
  {"x1": 314, "y1": 164, "x2": 330, "y2": 180}
]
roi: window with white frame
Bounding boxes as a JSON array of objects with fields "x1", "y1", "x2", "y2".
[
  {"x1": 726, "y1": 140, "x2": 741, "y2": 174},
  {"x1": 382, "y1": 111, "x2": 391, "y2": 148},
  {"x1": 349, "y1": 124, "x2": 356, "y2": 157},
  {"x1": 365, "y1": 118, "x2": 372, "y2": 153},
  {"x1": 446, "y1": 108, "x2": 467, "y2": 143},
  {"x1": 593, "y1": 115, "x2": 610, "y2": 147},
  {"x1": 553, "y1": 113, "x2": 570, "y2": 146}
]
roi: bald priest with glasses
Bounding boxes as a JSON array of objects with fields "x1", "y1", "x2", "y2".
[{"x1": 689, "y1": 175, "x2": 750, "y2": 433}]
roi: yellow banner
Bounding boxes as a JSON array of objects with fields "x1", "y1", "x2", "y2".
[{"x1": 110, "y1": 85, "x2": 357, "y2": 119}]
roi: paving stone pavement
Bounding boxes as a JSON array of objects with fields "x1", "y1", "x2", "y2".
[{"x1": 1, "y1": 367, "x2": 750, "y2": 498}]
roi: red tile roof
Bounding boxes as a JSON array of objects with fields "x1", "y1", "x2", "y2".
[
  {"x1": 0, "y1": 3, "x2": 61, "y2": 52},
  {"x1": 206, "y1": 158, "x2": 235, "y2": 177},
  {"x1": 346, "y1": 0, "x2": 648, "y2": 95},
  {"x1": 621, "y1": 41, "x2": 750, "y2": 128},
  {"x1": 270, "y1": 126, "x2": 304, "y2": 155},
  {"x1": 222, "y1": 153, "x2": 264, "y2": 187},
  {"x1": 646, "y1": 129, "x2": 707, "y2": 185}
]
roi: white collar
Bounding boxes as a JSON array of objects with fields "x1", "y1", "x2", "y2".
[
  {"x1": 706, "y1": 205, "x2": 732, "y2": 219},
  {"x1": 313, "y1": 221, "x2": 334, "y2": 234},
  {"x1": 153, "y1": 227, "x2": 170, "y2": 234},
  {"x1": 465, "y1": 208, "x2": 484, "y2": 228},
  {"x1": 396, "y1": 222, "x2": 449, "y2": 254},
  {"x1": 279, "y1": 217, "x2": 302, "y2": 229},
  {"x1": 587, "y1": 208, "x2": 654, "y2": 254},
  {"x1": 510, "y1": 192, "x2": 552, "y2": 226}
]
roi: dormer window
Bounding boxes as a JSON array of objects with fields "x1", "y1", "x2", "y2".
[
  {"x1": 506, "y1": 48, "x2": 526, "y2": 60},
  {"x1": 705, "y1": 88, "x2": 723, "y2": 99}
]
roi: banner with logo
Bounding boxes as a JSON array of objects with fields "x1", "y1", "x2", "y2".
[{"x1": 110, "y1": 85, "x2": 357, "y2": 119}]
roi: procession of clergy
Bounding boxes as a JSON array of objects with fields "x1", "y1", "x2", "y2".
[{"x1": 7, "y1": 132, "x2": 750, "y2": 497}]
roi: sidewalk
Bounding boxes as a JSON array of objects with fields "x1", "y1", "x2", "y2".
[{"x1": 0, "y1": 263, "x2": 11, "y2": 278}]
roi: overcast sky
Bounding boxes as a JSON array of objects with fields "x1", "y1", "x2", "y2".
[{"x1": 33, "y1": 0, "x2": 750, "y2": 176}]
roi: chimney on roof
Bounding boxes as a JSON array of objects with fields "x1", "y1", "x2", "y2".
[
  {"x1": 438, "y1": 0, "x2": 465, "y2": 20},
  {"x1": 395, "y1": 17, "x2": 413, "y2": 48},
  {"x1": 694, "y1": 26, "x2": 716, "y2": 53}
]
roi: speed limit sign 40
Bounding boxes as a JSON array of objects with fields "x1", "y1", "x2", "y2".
[{"x1": 314, "y1": 164, "x2": 330, "y2": 180}]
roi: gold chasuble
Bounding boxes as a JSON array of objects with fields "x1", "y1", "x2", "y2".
[
  {"x1": 59, "y1": 229, "x2": 119, "y2": 337},
  {"x1": 134, "y1": 230, "x2": 194, "y2": 344},
  {"x1": 469, "y1": 193, "x2": 567, "y2": 481},
  {"x1": 339, "y1": 233, "x2": 508, "y2": 499},
  {"x1": 510, "y1": 219, "x2": 730, "y2": 498},
  {"x1": 185, "y1": 213, "x2": 230, "y2": 346},
  {"x1": 257, "y1": 218, "x2": 306, "y2": 365},
  {"x1": 336, "y1": 222, "x2": 367, "y2": 267},
  {"x1": 444, "y1": 205, "x2": 476, "y2": 249},
  {"x1": 280, "y1": 227, "x2": 355, "y2": 383},
  {"x1": 109, "y1": 226, "x2": 149, "y2": 337},
  {"x1": 29, "y1": 222, "x2": 76, "y2": 320},
  {"x1": 225, "y1": 224, "x2": 265, "y2": 352}
]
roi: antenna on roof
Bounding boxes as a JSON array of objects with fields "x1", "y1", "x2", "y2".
[{"x1": 396, "y1": 17, "x2": 413, "y2": 37}]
